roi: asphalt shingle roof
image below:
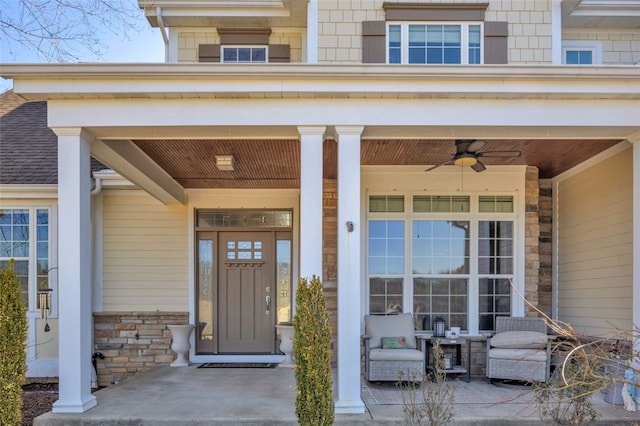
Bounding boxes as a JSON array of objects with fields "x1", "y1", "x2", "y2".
[{"x1": 0, "y1": 90, "x2": 105, "y2": 185}]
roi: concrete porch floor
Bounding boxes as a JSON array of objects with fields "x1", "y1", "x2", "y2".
[{"x1": 34, "y1": 365, "x2": 640, "y2": 425}]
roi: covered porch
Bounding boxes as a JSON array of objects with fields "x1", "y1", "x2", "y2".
[{"x1": 2, "y1": 63, "x2": 639, "y2": 415}]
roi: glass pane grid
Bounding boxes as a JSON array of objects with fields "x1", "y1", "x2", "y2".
[
  {"x1": 412, "y1": 220, "x2": 469, "y2": 275},
  {"x1": 369, "y1": 277, "x2": 404, "y2": 314},
  {"x1": 413, "y1": 195, "x2": 469, "y2": 213},
  {"x1": 369, "y1": 195, "x2": 404, "y2": 212},
  {"x1": 197, "y1": 210, "x2": 292, "y2": 228},
  {"x1": 413, "y1": 278, "x2": 468, "y2": 331},
  {"x1": 479, "y1": 278, "x2": 512, "y2": 331},
  {"x1": 479, "y1": 195, "x2": 514, "y2": 213}
]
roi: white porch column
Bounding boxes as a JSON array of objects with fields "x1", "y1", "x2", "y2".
[
  {"x1": 551, "y1": 0, "x2": 563, "y2": 65},
  {"x1": 298, "y1": 126, "x2": 325, "y2": 278},
  {"x1": 632, "y1": 137, "x2": 640, "y2": 368},
  {"x1": 334, "y1": 125, "x2": 365, "y2": 414},
  {"x1": 52, "y1": 128, "x2": 97, "y2": 413}
]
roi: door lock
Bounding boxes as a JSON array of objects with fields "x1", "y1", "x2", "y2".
[{"x1": 265, "y1": 295, "x2": 271, "y2": 314}]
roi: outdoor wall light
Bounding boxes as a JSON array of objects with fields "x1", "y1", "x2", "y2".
[{"x1": 215, "y1": 155, "x2": 235, "y2": 171}]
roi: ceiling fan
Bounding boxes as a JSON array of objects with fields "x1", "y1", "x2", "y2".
[{"x1": 425, "y1": 140, "x2": 521, "y2": 173}]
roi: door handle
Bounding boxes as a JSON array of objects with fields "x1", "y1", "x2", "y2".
[{"x1": 265, "y1": 295, "x2": 271, "y2": 314}]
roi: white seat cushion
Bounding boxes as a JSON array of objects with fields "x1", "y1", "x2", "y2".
[
  {"x1": 365, "y1": 313, "x2": 417, "y2": 349},
  {"x1": 490, "y1": 331, "x2": 548, "y2": 349},
  {"x1": 489, "y1": 348, "x2": 547, "y2": 362},
  {"x1": 369, "y1": 348, "x2": 424, "y2": 361}
]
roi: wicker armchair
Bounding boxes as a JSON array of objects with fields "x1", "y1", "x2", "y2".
[
  {"x1": 362, "y1": 313, "x2": 426, "y2": 382},
  {"x1": 486, "y1": 316, "x2": 551, "y2": 383}
]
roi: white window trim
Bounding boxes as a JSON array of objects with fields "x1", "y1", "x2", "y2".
[
  {"x1": 0, "y1": 204, "x2": 58, "y2": 318},
  {"x1": 365, "y1": 191, "x2": 519, "y2": 334},
  {"x1": 562, "y1": 40, "x2": 602, "y2": 64},
  {"x1": 221, "y1": 45, "x2": 269, "y2": 63},
  {"x1": 386, "y1": 22, "x2": 484, "y2": 65}
]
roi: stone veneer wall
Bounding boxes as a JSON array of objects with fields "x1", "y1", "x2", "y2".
[
  {"x1": 524, "y1": 166, "x2": 541, "y2": 315},
  {"x1": 538, "y1": 179, "x2": 553, "y2": 317},
  {"x1": 323, "y1": 179, "x2": 338, "y2": 365},
  {"x1": 93, "y1": 311, "x2": 188, "y2": 387}
]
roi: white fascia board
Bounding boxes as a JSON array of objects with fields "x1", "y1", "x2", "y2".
[
  {"x1": 45, "y1": 97, "x2": 640, "y2": 132},
  {"x1": 571, "y1": 0, "x2": 640, "y2": 16},
  {"x1": 0, "y1": 185, "x2": 58, "y2": 199},
  {"x1": 2, "y1": 64, "x2": 640, "y2": 101},
  {"x1": 92, "y1": 170, "x2": 137, "y2": 189}
]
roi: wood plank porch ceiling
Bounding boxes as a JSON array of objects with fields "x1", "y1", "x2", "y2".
[{"x1": 133, "y1": 138, "x2": 622, "y2": 189}]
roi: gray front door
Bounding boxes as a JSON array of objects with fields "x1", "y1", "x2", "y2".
[{"x1": 217, "y1": 231, "x2": 275, "y2": 353}]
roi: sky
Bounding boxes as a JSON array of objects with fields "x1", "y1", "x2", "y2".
[{"x1": 0, "y1": 5, "x2": 166, "y2": 92}]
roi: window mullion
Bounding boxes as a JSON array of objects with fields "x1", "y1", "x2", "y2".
[
  {"x1": 461, "y1": 23, "x2": 468, "y2": 65},
  {"x1": 401, "y1": 24, "x2": 408, "y2": 65},
  {"x1": 468, "y1": 213, "x2": 480, "y2": 335},
  {"x1": 28, "y1": 208, "x2": 37, "y2": 313}
]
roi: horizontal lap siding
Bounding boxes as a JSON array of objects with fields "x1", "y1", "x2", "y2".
[
  {"x1": 102, "y1": 191, "x2": 188, "y2": 311},
  {"x1": 557, "y1": 149, "x2": 633, "y2": 336}
]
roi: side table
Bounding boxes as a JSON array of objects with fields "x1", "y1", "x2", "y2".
[{"x1": 425, "y1": 336, "x2": 471, "y2": 383}]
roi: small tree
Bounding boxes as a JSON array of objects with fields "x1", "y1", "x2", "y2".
[
  {"x1": 401, "y1": 340, "x2": 455, "y2": 426},
  {"x1": 293, "y1": 275, "x2": 334, "y2": 426},
  {"x1": 0, "y1": 259, "x2": 28, "y2": 425}
]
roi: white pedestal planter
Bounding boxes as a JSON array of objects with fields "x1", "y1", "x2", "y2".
[
  {"x1": 276, "y1": 324, "x2": 294, "y2": 367},
  {"x1": 168, "y1": 324, "x2": 195, "y2": 367}
]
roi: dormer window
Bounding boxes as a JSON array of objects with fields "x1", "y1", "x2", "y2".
[{"x1": 222, "y1": 46, "x2": 268, "y2": 63}]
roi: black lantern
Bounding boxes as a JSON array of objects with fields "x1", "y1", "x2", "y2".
[{"x1": 433, "y1": 316, "x2": 446, "y2": 337}]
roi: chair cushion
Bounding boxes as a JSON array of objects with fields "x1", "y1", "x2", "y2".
[
  {"x1": 489, "y1": 348, "x2": 548, "y2": 362},
  {"x1": 365, "y1": 313, "x2": 417, "y2": 349},
  {"x1": 369, "y1": 348, "x2": 425, "y2": 361},
  {"x1": 490, "y1": 331, "x2": 548, "y2": 349}
]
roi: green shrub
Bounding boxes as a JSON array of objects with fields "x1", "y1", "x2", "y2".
[
  {"x1": 293, "y1": 275, "x2": 334, "y2": 426},
  {"x1": 0, "y1": 259, "x2": 28, "y2": 425}
]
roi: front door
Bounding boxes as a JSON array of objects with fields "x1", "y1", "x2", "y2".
[{"x1": 217, "y1": 231, "x2": 275, "y2": 353}]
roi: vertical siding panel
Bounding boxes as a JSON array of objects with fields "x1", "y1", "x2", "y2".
[
  {"x1": 557, "y1": 149, "x2": 633, "y2": 336},
  {"x1": 102, "y1": 191, "x2": 188, "y2": 311}
]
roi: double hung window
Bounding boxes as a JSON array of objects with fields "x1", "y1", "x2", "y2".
[
  {"x1": 0, "y1": 208, "x2": 52, "y2": 312},
  {"x1": 367, "y1": 194, "x2": 515, "y2": 332},
  {"x1": 388, "y1": 23, "x2": 482, "y2": 64}
]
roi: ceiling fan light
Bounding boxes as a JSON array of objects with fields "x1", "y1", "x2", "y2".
[{"x1": 454, "y1": 155, "x2": 477, "y2": 167}]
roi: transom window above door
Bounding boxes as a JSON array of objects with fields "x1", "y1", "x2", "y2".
[{"x1": 388, "y1": 23, "x2": 482, "y2": 64}]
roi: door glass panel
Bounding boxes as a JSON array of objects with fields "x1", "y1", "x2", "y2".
[
  {"x1": 198, "y1": 239, "x2": 214, "y2": 342},
  {"x1": 276, "y1": 239, "x2": 291, "y2": 324},
  {"x1": 197, "y1": 210, "x2": 292, "y2": 228}
]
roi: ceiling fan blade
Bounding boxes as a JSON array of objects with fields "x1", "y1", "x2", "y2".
[
  {"x1": 455, "y1": 140, "x2": 473, "y2": 154},
  {"x1": 471, "y1": 160, "x2": 486, "y2": 173},
  {"x1": 478, "y1": 151, "x2": 522, "y2": 158},
  {"x1": 425, "y1": 161, "x2": 453, "y2": 172},
  {"x1": 467, "y1": 140, "x2": 486, "y2": 153}
]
